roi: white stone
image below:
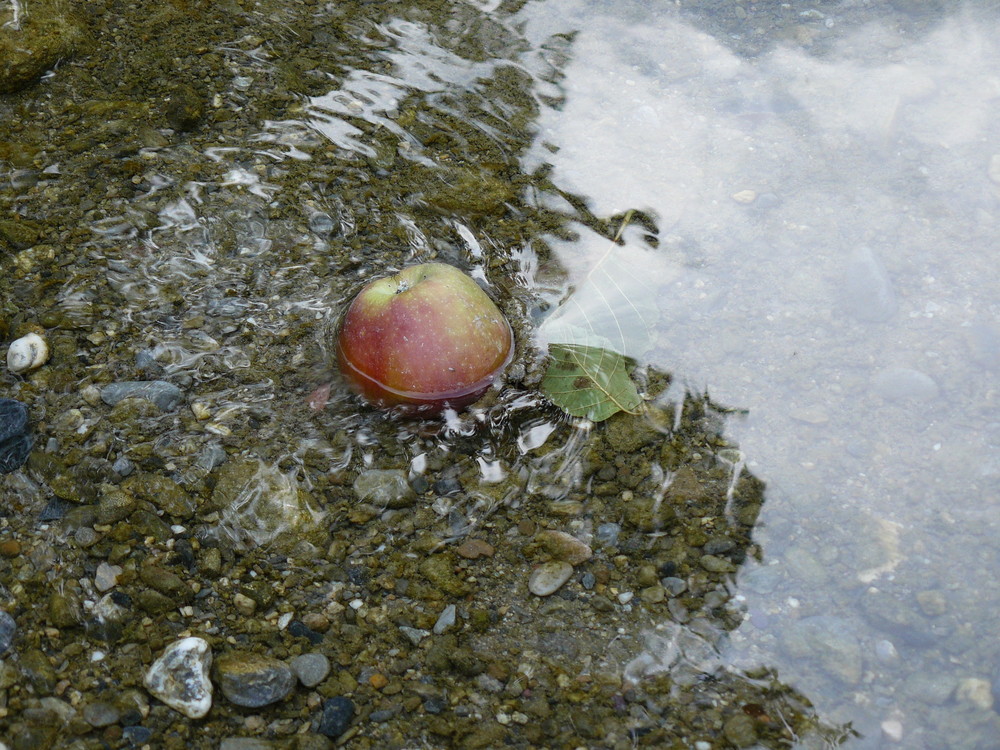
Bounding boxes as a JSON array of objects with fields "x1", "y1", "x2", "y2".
[
  {"x1": 433, "y1": 604, "x2": 457, "y2": 634},
  {"x1": 144, "y1": 637, "x2": 213, "y2": 718},
  {"x1": 880, "y1": 719, "x2": 903, "y2": 742},
  {"x1": 7, "y1": 332, "x2": 49, "y2": 374},
  {"x1": 94, "y1": 562, "x2": 122, "y2": 592},
  {"x1": 528, "y1": 561, "x2": 573, "y2": 596}
]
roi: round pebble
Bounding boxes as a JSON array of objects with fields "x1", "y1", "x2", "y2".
[
  {"x1": 528, "y1": 561, "x2": 573, "y2": 596},
  {"x1": 535, "y1": 529, "x2": 592, "y2": 565},
  {"x1": 289, "y1": 653, "x2": 330, "y2": 688},
  {"x1": 872, "y1": 367, "x2": 939, "y2": 402},
  {"x1": 82, "y1": 700, "x2": 121, "y2": 727},
  {"x1": 6, "y1": 332, "x2": 50, "y2": 373}
]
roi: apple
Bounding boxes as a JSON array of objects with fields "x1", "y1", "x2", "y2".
[{"x1": 336, "y1": 263, "x2": 513, "y2": 413}]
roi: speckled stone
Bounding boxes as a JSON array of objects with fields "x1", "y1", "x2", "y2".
[{"x1": 144, "y1": 637, "x2": 213, "y2": 719}]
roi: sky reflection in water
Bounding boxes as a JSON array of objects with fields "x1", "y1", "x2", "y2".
[{"x1": 520, "y1": 2, "x2": 1000, "y2": 744}]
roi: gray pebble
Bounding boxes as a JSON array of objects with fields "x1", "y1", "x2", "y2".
[
  {"x1": 82, "y1": 700, "x2": 121, "y2": 727},
  {"x1": 399, "y1": 626, "x2": 430, "y2": 646},
  {"x1": 528, "y1": 561, "x2": 573, "y2": 596},
  {"x1": 100, "y1": 381, "x2": 182, "y2": 412},
  {"x1": 289, "y1": 653, "x2": 330, "y2": 688},
  {"x1": 111, "y1": 455, "x2": 135, "y2": 477},
  {"x1": 841, "y1": 246, "x2": 897, "y2": 322},
  {"x1": 595, "y1": 522, "x2": 621, "y2": 547},
  {"x1": 661, "y1": 577, "x2": 687, "y2": 596},
  {"x1": 872, "y1": 367, "x2": 939, "y2": 402},
  {"x1": 353, "y1": 469, "x2": 416, "y2": 509},
  {"x1": 781, "y1": 615, "x2": 862, "y2": 685},
  {"x1": 215, "y1": 651, "x2": 296, "y2": 708}
]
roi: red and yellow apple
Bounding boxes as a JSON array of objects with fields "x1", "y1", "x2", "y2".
[{"x1": 336, "y1": 263, "x2": 513, "y2": 413}]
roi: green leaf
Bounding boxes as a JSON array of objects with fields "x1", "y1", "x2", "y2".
[{"x1": 541, "y1": 343, "x2": 644, "y2": 422}]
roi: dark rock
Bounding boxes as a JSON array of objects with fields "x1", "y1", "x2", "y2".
[
  {"x1": 317, "y1": 696, "x2": 354, "y2": 738},
  {"x1": 0, "y1": 398, "x2": 28, "y2": 442},
  {"x1": 37, "y1": 497, "x2": 73, "y2": 522},
  {"x1": 0, "y1": 609, "x2": 15, "y2": 654},
  {"x1": 288, "y1": 620, "x2": 324, "y2": 645},
  {"x1": 432, "y1": 477, "x2": 462, "y2": 496},
  {"x1": 163, "y1": 83, "x2": 204, "y2": 132},
  {"x1": 0, "y1": 432, "x2": 32, "y2": 474},
  {"x1": 123, "y1": 726, "x2": 153, "y2": 746}
]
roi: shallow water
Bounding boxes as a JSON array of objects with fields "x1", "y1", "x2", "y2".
[
  {"x1": 1, "y1": 0, "x2": 998, "y2": 747},
  {"x1": 523, "y1": 1, "x2": 1000, "y2": 746}
]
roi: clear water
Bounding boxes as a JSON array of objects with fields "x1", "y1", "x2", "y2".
[{"x1": 520, "y1": 2, "x2": 1000, "y2": 746}]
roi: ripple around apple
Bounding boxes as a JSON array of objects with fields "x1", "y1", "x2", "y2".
[
  {"x1": 336, "y1": 327, "x2": 514, "y2": 414},
  {"x1": 335, "y1": 263, "x2": 514, "y2": 415}
]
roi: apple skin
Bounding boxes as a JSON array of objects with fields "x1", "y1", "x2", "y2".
[{"x1": 336, "y1": 263, "x2": 513, "y2": 414}]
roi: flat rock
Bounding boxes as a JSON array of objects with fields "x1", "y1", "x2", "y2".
[
  {"x1": 841, "y1": 246, "x2": 897, "y2": 322},
  {"x1": 872, "y1": 367, "x2": 939, "y2": 402},
  {"x1": 528, "y1": 561, "x2": 574, "y2": 596},
  {"x1": 215, "y1": 651, "x2": 296, "y2": 708},
  {"x1": 781, "y1": 615, "x2": 862, "y2": 685},
  {"x1": 535, "y1": 530, "x2": 592, "y2": 566},
  {"x1": 144, "y1": 637, "x2": 213, "y2": 719},
  {"x1": 101, "y1": 381, "x2": 182, "y2": 412}
]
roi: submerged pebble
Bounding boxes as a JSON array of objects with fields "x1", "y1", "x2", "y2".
[
  {"x1": 100, "y1": 380, "x2": 183, "y2": 412},
  {"x1": 144, "y1": 637, "x2": 213, "y2": 719},
  {"x1": 0, "y1": 398, "x2": 32, "y2": 475},
  {"x1": 872, "y1": 367, "x2": 940, "y2": 402},
  {"x1": 841, "y1": 246, "x2": 897, "y2": 323},
  {"x1": 317, "y1": 696, "x2": 355, "y2": 738},
  {"x1": 0, "y1": 609, "x2": 15, "y2": 654},
  {"x1": 215, "y1": 651, "x2": 296, "y2": 708},
  {"x1": 6, "y1": 332, "x2": 49, "y2": 373},
  {"x1": 528, "y1": 561, "x2": 574, "y2": 596},
  {"x1": 289, "y1": 653, "x2": 330, "y2": 688}
]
